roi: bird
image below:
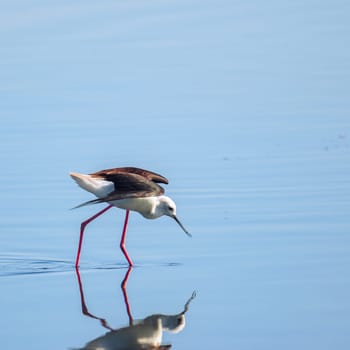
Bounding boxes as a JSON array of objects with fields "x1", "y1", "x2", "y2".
[{"x1": 70, "y1": 167, "x2": 190, "y2": 267}]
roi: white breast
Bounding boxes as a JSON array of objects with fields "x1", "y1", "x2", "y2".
[{"x1": 110, "y1": 197, "x2": 158, "y2": 219}]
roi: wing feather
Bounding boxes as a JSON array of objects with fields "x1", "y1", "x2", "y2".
[{"x1": 91, "y1": 167, "x2": 169, "y2": 184}]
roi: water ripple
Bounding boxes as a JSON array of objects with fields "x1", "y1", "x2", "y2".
[
  {"x1": 0, "y1": 254, "x2": 73, "y2": 277},
  {"x1": 0, "y1": 254, "x2": 183, "y2": 277}
]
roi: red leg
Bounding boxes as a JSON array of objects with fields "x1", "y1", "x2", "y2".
[
  {"x1": 120, "y1": 210, "x2": 133, "y2": 266},
  {"x1": 75, "y1": 204, "x2": 113, "y2": 267}
]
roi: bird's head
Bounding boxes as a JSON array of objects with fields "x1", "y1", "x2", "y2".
[{"x1": 157, "y1": 196, "x2": 191, "y2": 237}]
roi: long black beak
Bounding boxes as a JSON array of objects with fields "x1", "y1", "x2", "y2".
[{"x1": 173, "y1": 215, "x2": 191, "y2": 237}]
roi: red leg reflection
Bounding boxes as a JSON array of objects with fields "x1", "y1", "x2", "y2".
[
  {"x1": 121, "y1": 267, "x2": 133, "y2": 325},
  {"x1": 75, "y1": 267, "x2": 114, "y2": 331},
  {"x1": 75, "y1": 267, "x2": 134, "y2": 329}
]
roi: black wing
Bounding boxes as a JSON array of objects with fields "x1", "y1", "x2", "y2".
[
  {"x1": 91, "y1": 167, "x2": 169, "y2": 184},
  {"x1": 73, "y1": 172, "x2": 165, "y2": 208}
]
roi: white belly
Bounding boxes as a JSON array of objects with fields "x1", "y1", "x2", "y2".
[{"x1": 110, "y1": 197, "x2": 157, "y2": 219}]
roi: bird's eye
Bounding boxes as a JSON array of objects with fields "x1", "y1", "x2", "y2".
[{"x1": 168, "y1": 206, "x2": 174, "y2": 211}]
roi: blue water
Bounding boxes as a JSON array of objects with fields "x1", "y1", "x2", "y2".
[{"x1": 1, "y1": 1, "x2": 350, "y2": 349}]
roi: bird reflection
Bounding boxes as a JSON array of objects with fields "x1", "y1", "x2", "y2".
[{"x1": 75, "y1": 267, "x2": 196, "y2": 350}]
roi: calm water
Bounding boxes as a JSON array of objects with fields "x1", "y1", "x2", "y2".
[{"x1": 1, "y1": 1, "x2": 350, "y2": 349}]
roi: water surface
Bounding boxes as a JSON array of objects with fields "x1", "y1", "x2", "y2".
[{"x1": 1, "y1": 1, "x2": 350, "y2": 349}]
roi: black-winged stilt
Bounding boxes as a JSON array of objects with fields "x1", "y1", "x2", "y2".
[{"x1": 70, "y1": 167, "x2": 190, "y2": 267}]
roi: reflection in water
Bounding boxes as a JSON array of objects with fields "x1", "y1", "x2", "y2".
[{"x1": 75, "y1": 268, "x2": 196, "y2": 350}]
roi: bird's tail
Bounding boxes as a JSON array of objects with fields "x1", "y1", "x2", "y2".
[
  {"x1": 69, "y1": 171, "x2": 114, "y2": 209},
  {"x1": 69, "y1": 172, "x2": 99, "y2": 194},
  {"x1": 70, "y1": 171, "x2": 114, "y2": 194}
]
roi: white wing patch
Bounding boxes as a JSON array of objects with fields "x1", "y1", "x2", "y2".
[{"x1": 70, "y1": 172, "x2": 114, "y2": 198}]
